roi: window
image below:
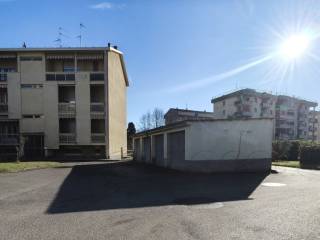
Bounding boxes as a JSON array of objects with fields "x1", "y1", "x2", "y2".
[
  {"x1": 46, "y1": 73, "x2": 75, "y2": 81},
  {"x1": 254, "y1": 108, "x2": 257, "y2": 113},
  {"x1": 270, "y1": 110, "x2": 273, "y2": 115},
  {"x1": 222, "y1": 100, "x2": 226, "y2": 106},
  {"x1": 21, "y1": 84, "x2": 43, "y2": 89},
  {"x1": 22, "y1": 114, "x2": 43, "y2": 119},
  {"x1": 20, "y1": 56, "x2": 42, "y2": 61},
  {"x1": 222, "y1": 110, "x2": 226, "y2": 116}
]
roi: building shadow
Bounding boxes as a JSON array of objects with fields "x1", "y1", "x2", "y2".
[{"x1": 47, "y1": 161, "x2": 268, "y2": 214}]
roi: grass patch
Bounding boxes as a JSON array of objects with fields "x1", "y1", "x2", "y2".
[
  {"x1": 0, "y1": 161, "x2": 61, "y2": 173},
  {"x1": 272, "y1": 161, "x2": 300, "y2": 168}
]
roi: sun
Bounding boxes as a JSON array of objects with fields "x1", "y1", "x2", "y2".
[{"x1": 279, "y1": 34, "x2": 311, "y2": 60}]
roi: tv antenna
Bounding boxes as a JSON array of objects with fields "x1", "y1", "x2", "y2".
[
  {"x1": 77, "y1": 23, "x2": 86, "y2": 47},
  {"x1": 54, "y1": 27, "x2": 69, "y2": 47}
]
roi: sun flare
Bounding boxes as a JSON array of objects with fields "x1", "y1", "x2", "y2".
[{"x1": 279, "y1": 34, "x2": 311, "y2": 59}]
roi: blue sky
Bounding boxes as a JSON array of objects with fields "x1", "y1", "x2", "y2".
[{"x1": 1, "y1": 0, "x2": 320, "y2": 126}]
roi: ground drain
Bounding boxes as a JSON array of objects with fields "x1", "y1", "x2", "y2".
[{"x1": 262, "y1": 182, "x2": 286, "y2": 187}]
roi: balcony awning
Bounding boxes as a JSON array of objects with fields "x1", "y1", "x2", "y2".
[
  {"x1": 0, "y1": 54, "x2": 17, "y2": 59},
  {"x1": 46, "y1": 55, "x2": 75, "y2": 60},
  {"x1": 77, "y1": 55, "x2": 104, "y2": 60}
]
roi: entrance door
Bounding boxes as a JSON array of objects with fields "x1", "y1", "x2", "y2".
[{"x1": 23, "y1": 134, "x2": 44, "y2": 159}]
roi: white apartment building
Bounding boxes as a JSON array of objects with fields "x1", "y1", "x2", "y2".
[
  {"x1": 0, "y1": 46, "x2": 128, "y2": 160},
  {"x1": 211, "y1": 89, "x2": 318, "y2": 140},
  {"x1": 309, "y1": 111, "x2": 320, "y2": 142}
]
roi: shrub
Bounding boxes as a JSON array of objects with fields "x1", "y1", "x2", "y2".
[
  {"x1": 300, "y1": 143, "x2": 320, "y2": 169},
  {"x1": 287, "y1": 141, "x2": 300, "y2": 161},
  {"x1": 272, "y1": 140, "x2": 310, "y2": 162},
  {"x1": 272, "y1": 141, "x2": 291, "y2": 161}
]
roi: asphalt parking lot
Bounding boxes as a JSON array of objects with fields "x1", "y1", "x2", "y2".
[{"x1": 0, "y1": 160, "x2": 319, "y2": 240}]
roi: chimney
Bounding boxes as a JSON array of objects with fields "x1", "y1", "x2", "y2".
[
  {"x1": 107, "y1": 42, "x2": 111, "y2": 48},
  {"x1": 114, "y1": 45, "x2": 118, "y2": 49}
]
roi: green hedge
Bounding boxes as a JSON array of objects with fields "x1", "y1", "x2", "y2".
[
  {"x1": 272, "y1": 140, "x2": 303, "y2": 161},
  {"x1": 272, "y1": 140, "x2": 316, "y2": 161},
  {"x1": 300, "y1": 144, "x2": 320, "y2": 169}
]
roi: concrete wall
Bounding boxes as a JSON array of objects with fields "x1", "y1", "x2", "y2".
[
  {"x1": 214, "y1": 96, "x2": 238, "y2": 118},
  {"x1": 21, "y1": 118, "x2": 44, "y2": 133},
  {"x1": 75, "y1": 73, "x2": 91, "y2": 145},
  {"x1": 21, "y1": 88, "x2": 43, "y2": 114},
  {"x1": 134, "y1": 119, "x2": 273, "y2": 173},
  {"x1": 186, "y1": 120, "x2": 272, "y2": 161},
  {"x1": 7, "y1": 72, "x2": 21, "y2": 119},
  {"x1": 107, "y1": 51, "x2": 127, "y2": 159},
  {"x1": 19, "y1": 53, "x2": 45, "y2": 84},
  {"x1": 43, "y1": 82, "x2": 59, "y2": 149}
]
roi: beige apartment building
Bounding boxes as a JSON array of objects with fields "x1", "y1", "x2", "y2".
[
  {"x1": 211, "y1": 89, "x2": 318, "y2": 140},
  {"x1": 164, "y1": 108, "x2": 216, "y2": 125},
  {"x1": 0, "y1": 46, "x2": 128, "y2": 160}
]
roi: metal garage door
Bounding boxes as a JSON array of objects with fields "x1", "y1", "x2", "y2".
[
  {"x1": 134, "y1": 138, "x2": 141, "y2": 161},
  {"x1": 153, "y1": 134, "x2": 164, "y2": 166},
  {"x1": 167, "y1": 131, "x2": 185, "y2": 167},
  {"x1": 142, "y1": 137, "x2": 151, "y2": 163}
]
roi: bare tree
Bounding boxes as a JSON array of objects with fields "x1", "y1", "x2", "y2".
[
  {"x1": 139, "y1": 108, "x2": 165, "y2": 131},
  {"x1": 152, "y1": 108, "x2": 165, "y2": 128}
]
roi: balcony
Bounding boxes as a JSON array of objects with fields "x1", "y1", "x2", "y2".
[
  {"x1": 58, "y1": 85, "x2": 75, "y2": 117},
  {"x1": 58, "y1": 103, "x2": 76, "y2": 113},
  {"x1": 59, "y1": 133, "x2": 76, "y2": 144},
  {"x1": 90, "y1": 103, "x2": 104, "y2": 113},
  {"x1": 0, "y1": 103, "x2": 8, "y2": 114},
  {"x1": 46, "y1": 73, "x2": 75, "y2": 81},
  {"x1": 91, "y1": 133, "x2": 105, "y2": 143},
  {"x1": 90, "y1": 73, "x2": 104, "y2": 81},
  {"x1": 0, "y1": 134, "x2": 19, "y2": 145},
  {"x1": 0, "y1": 73, "x2": 7, "y2": 82}
]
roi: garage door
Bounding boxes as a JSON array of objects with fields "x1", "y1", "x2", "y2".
[
  {"x1": 153, "y1": 134, "x2": 164, "y2": 166},
  {"x1": 134, "y1": 138, "x2": 141, "y2": 161},
  {"x1": 142, "y1": 137, "x2": 151, "y2": 163},
  {"x1": 167, "y1": 131, "x2": 185, "y2": 167}
]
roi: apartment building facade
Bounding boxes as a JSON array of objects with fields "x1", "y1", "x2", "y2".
[
  {"x1": 0, "y1": 46, "x2": 128, "y2": 160},
  {"x1": 164, "y1": 108, "x2": 216, "y2": 125},
  {"x1": 309, "y1": 111, "x2": 320, "y2": 142},
  {"x1": 211, "y1": 89, "x2": 318, "y2": 140}
]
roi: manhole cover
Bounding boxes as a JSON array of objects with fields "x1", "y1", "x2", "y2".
[{"x1": 262, "y1": 182, "x2": 286, "y2": 187}]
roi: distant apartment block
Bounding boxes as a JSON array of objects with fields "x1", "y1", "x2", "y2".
[
  {"x1": 211, "y1": 89, "x2": 318, "y2": 140},
  {"x1": 0, "y1": 46, "x2": 128, "y2": 160},
  {"x1": 164, "y1": 108, "x2": 216, "y2": 125},
  {"x1": 309, "y1": 111, "x2": 320, "y2": 142}
]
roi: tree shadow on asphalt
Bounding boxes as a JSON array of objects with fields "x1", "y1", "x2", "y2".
[{"x1": 47, "y1": 161, "x2": 268, "y2": 214}]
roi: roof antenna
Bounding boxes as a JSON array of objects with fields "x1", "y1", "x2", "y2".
[
  {"x1": 77, "y1": 23, "x2": 85, "y2": 47},
  {"x1": 22, "y1": 42, "x2": 27, "y2": 48},
  {"x1": 54, "y1": 27, "x2": 63, "y2": 47}
]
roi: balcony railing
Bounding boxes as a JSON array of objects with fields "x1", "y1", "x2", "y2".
[
  {"x1": 90, "y1": 73, "x2": 104, "y2": 81},
  {"x1": 46, "y1": 73, "x2": 75, "y2": 81},
  {"x1": 0, "y1": 103, "x2": 8, "y2": 113},
  {"x1": 0, "y1": 134, "x2": 19, "y2": 145},
  {"x1": 58, "y1": 103, "x2": 76, "y2": 113},
  {"x1": 90, "y1": 103, "x2": 105, "y2": 112},
  {"x1": 91, "y1": 133, "x2": 105, "y2": 143},
  {"x1": 59, "y1": 133, "x2": 76, "y2": 144},
  {"x1": 0, "y1": 73, "x2": 7, "y2": 81}
]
